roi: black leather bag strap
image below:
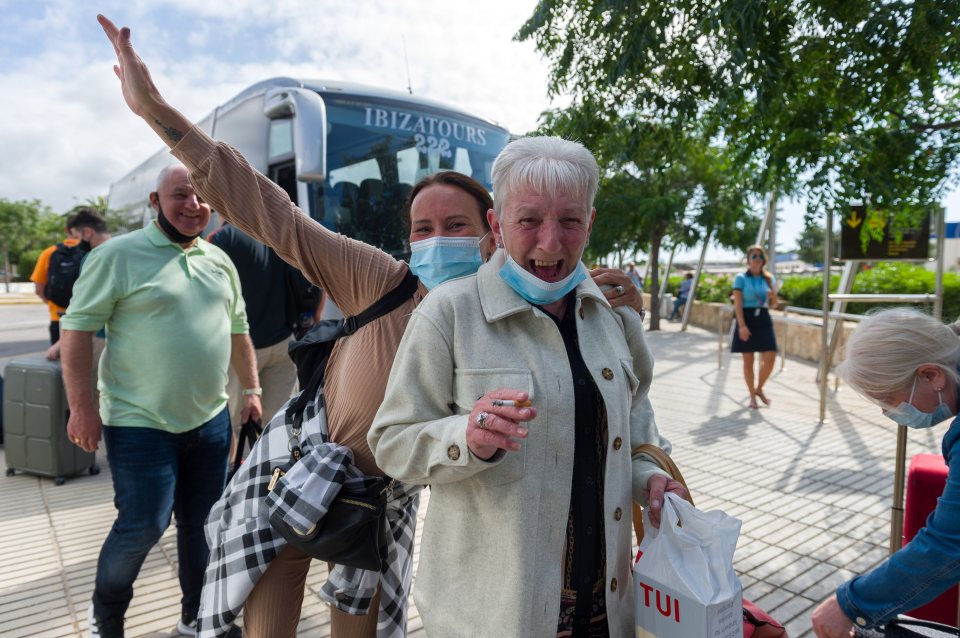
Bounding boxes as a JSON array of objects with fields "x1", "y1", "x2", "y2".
[
  {"x1": 341, "y1": 270, "x2": 420, "y2": 336},
  {"x1": 286, "y1": 270, "x2": 420, "y2": 442}
]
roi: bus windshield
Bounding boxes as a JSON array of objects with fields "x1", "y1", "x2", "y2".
[{"x1": 311, "y1": 94, "x2": 510, "y2": 257}]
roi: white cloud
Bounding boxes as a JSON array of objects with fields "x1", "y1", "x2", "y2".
[
  {"x1": 0, "y1": 0, "x2": 560, "y2": 214},
  {"x1": 0, "y1": 0, "x2": 954, "y2": 256}
]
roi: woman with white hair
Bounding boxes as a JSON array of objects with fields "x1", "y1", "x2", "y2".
[
  {"x1": 369, "y1": 136, "x2": 686, "y2": 636},
  {"x1": 812, "y1": 308, "x2": 960, "y2": 637}
]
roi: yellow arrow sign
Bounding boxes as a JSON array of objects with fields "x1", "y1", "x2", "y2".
[{"x1": 847, "y1": 209, "x2": 862, "y2": 228}]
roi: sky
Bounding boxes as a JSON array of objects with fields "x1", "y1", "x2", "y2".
[{"x1": 1, "y1": 0, "x2": 957, "y2": 264}]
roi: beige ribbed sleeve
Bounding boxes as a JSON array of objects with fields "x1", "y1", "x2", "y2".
[{"x1": 171, "y1": 126, "x2": 422, "y2": 475}]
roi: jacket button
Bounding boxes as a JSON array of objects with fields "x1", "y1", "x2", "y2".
[
  {"x1": 447, "y1": 444, "x2": 461, "y2": 461},
  {"x1": 614, "y1": 507, "x2": 622, "y2": 521},
  {"x1": 612, "y1": 437, "x2": 622, "y2": 450},
  {"x1": 578, "y1": 307, "x2": 585, "y2": 320},
  {"x1": 610, "y1": 578, "x2": 618, "y2": 592},
  {"x1": 602, "y1": 367, "x2": 614, "y2": 380},
  {"x1": 855, "y1": 617, "x2": 867, "y2": 627}
]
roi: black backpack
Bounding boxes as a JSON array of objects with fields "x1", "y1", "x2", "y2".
[
  {"x1": 44, "y1": 242, "x2": 87, "y2": 308},
  {"x1": 286, "y1": 271, "x2": 419, "y2": 420}
]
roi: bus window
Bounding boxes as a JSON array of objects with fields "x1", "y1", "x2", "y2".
[
  {"x1": 269, "y1": 160, "x2": 298, "y2": 205},
  {"x1": 311, "y1": 94, "x2": 509, "y2": 257},
  {"x1": 269, "y1": 119, "x2": 294, "y2": 160}
]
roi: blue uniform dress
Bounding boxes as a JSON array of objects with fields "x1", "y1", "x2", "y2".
[
  {"x1": 837, "y1": 415, "x2": 960, "y2": 629},
  {"x1": 731, "y1": 272, "x2": 777, "y2": 353}
]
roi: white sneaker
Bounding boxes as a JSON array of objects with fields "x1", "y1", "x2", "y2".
[
  {"x1": 87, "y1": 604, "x2": 124, "y2": 638},
  {"x1": 176, "y1": 616, "x2": 197, "y2": 636}
]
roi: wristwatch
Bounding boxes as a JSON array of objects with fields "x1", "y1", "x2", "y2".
[{"x1": 242, "y1": 387, "x2": 263, "y2": 396}]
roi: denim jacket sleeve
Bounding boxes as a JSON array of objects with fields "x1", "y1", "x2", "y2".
[{"x1": 836, "y1": 419, "x2": 960, "y2": 629}]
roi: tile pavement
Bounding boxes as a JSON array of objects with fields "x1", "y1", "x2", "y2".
[{"x1": 0, "y1": 320, "x2": 941, "y2": 636}]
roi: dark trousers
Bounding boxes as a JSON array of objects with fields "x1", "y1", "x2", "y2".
[
  {"x1": 49, "y1": 321, "x2": 60, "y2": 344},
  {"x1": 92, "y1": 408, "x2": 231, "y2": 621}
]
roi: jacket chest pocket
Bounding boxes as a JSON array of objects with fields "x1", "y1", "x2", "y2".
[{"x1": 453, "y1": 368, "x2": 533, "y2": 486}]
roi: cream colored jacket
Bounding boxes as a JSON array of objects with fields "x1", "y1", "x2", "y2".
[{"x1": 369, "y1": 251, "x2": 670, "y2": 637}]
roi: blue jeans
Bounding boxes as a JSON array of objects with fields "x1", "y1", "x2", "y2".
[
  {"x1": 92, "y1": 409, "x2": 230, "y2": 621},
  {"x1": 669, "y1": 296, "x2": 687, "y2": 320}
]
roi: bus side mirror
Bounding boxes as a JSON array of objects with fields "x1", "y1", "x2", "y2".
[{"x1": 264, "y1": 87, "x2": 327, "y2": 183}]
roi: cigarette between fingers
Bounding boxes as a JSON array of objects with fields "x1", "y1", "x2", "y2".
[{"x1": 491, "y1": 399, "x2": 532, "y2": 408}]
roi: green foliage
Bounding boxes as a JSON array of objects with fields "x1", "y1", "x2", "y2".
[
  {"x1": 795, "y1": 223, "x2": 826, "y2": 264},
  {"x1": 18, "y1": 249, "x2": 43, "y2": 282},
  {"x1": 773, "y1": 263, "x2": 960, "y2": 320},
  {"x1": 519, "y1": 0, "x2": 960, "y2": 221},
  {"x1": 777, "y1": 274, "x2": 840, "y2": 310},
  {"x1": 0, "y1": 198, "x2": 57, "y2": 280},
  {"x1": 694, "y1": 273, "x2": 737, "y2": 303}
]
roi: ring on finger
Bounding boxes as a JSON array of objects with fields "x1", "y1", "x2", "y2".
[
  {"x1": 615, "y1": 285, "x2": 625, "y2": 296},
  {"x1": 476, "y1": 411, "x2": 489, "y2": 430}
]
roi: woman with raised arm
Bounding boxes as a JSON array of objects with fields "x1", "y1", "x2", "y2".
[{"x1": 97, "y1": 15, "x2": 647, "y2": 638}]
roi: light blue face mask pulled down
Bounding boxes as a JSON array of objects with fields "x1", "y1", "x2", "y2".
[
  {"x1": 499, "y1": 254, "x2": 588, "y2": 306},
  {"x1": 885, "y1": 376, "x2": 955, "y2": 429},
  {"x1": 408, "y1": 236, "x2": 483, "y2": 290}
]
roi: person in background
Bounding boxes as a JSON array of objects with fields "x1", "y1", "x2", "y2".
[
  {"x1": 625, "y1": 262, "x2": 643, "y2": 289},
  {"x1": 45, "y1": 208, "x2": 111, "y2": 363},
  {"x1": 208, "y1": 222, "x2": 299, "y2": 444},
  {"x1": 96, "y1": 15, "x2": 647, "y2": 638},
  {"x1": 812, "y1": 308, "x2": 960, "y2": 637},
  {"x1": 31, "y1": 212, "x2": 82, "y2": 344},
  {"x1": 669, "y1": 272, "x2": 694, "y2": 321},
  {"x1": 731, "y1": 245, "x2": 778, "y2": 409},
  {"x1": 60, "y1": 164, "x2": 260, "y2": 638},
  {"x1": 369, "y1": 136, "x2": 685, "y2": 636}
]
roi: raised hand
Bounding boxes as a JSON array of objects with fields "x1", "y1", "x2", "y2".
[{"x1": 97, "y1": 14, "x2": 192, "y2": 146}]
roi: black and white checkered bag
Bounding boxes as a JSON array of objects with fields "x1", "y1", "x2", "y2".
[{"x1": 196, "y1": 384, "x2": 420, "y2": 638}]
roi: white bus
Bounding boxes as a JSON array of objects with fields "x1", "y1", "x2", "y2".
[{"x1": 108, "y1": 77, "x2": 512, "y2": 258}]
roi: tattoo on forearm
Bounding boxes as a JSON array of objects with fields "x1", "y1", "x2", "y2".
[{"x1": 154, "y1": 118, "x2": 184, "y2": 143}]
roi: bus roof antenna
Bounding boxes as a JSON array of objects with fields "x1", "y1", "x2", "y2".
[{"x1": 402, "y1": 36, "x2": 413, "y2": 95}]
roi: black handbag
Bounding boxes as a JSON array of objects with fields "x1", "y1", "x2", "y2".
[
  {"x1": 268, "y1": 472, "x2": 391, "y2": 571},
  {"x1": 266, "y1": 272, "x2": 416, "y2": 571}
]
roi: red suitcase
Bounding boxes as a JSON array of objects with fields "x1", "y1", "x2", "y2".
[{"x1": 903, "y1": 454, "x2": 959, "y2": 626}]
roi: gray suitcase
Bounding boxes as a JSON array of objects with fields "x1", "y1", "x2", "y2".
[{"x1": 2, "y1": 356, "x2": 99, "y2": 484}]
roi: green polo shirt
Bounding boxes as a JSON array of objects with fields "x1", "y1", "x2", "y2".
[{"x1": 62, "y1": 223, "x2": 248, "y2": 433}]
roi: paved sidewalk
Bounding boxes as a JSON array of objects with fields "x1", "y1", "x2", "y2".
[{"x1": 0, "y1": 321, "x2": 941, "y2": 637}]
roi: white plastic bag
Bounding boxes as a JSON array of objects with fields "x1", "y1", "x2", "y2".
[{"x1": 634, "y1": 492, "x2": 743, "y2": 638}]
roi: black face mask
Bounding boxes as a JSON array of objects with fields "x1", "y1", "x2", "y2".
[
  {"x1": 155, "y1": 201, "x2": 202, "y2": 244},
  {"x1": 79, "y1": 239, "x2": 92, "y2": 252}
]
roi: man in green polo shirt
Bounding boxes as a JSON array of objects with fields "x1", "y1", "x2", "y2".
[{"x1": 60, "y1": 165, "x2": 262, "y2": 638}]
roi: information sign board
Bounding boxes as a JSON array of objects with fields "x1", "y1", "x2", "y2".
[{"x1": 839, "y1": 205, "x2": 930, "y2": 260}]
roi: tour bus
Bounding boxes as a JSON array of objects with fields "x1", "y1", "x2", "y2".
[{"x1": 107, "y1": 77, "x2": 512, "y2": 259}]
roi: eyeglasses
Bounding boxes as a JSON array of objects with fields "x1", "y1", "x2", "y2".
[{"x1": 749, "y1": 254, "x2": 764, "y2": 260}]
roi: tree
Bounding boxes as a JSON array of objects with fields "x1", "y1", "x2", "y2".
[
  {"x1": 795, "y1": 222, "x2": 826, "y2": 265},
  {"x1": 0, "y1": 199, "x2": 54, "y2": 292},
  {"x1": 518, "y1": 0, "x2": 960, "y2": 227}
]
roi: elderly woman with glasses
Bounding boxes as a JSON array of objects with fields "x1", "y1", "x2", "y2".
[
  {"x1": 812, "y1": 308, "x2": 960, "y2": 637},
  {"x1": 369, "y1": 136, "x2": 686, "y2": 637},
  {"x1": 732, "y1": 244, "x2": 779, "y2": 409}
]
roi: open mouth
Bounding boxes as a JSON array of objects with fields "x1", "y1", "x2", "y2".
[{"x1": 530, "y1": 259, "x2": 564, "y2": 282}]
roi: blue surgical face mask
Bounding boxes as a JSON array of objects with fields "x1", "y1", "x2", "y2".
[
  {"x1": 409, "y1": 236, "x2": 483, "y2": 290},
  {"x1": 499, "y1": 253, "x2": 588, "y2": 306},
  {"x1": 885, "y1": 375, "x2": 955, "y2": 429}
]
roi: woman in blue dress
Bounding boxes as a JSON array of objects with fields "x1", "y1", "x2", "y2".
[
  {"x1": 812, "y1": 307, "x2": 960, "y2": 637},
  {"x1": 731, "y1": 245, "x2": 778, "y2": 409}
]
